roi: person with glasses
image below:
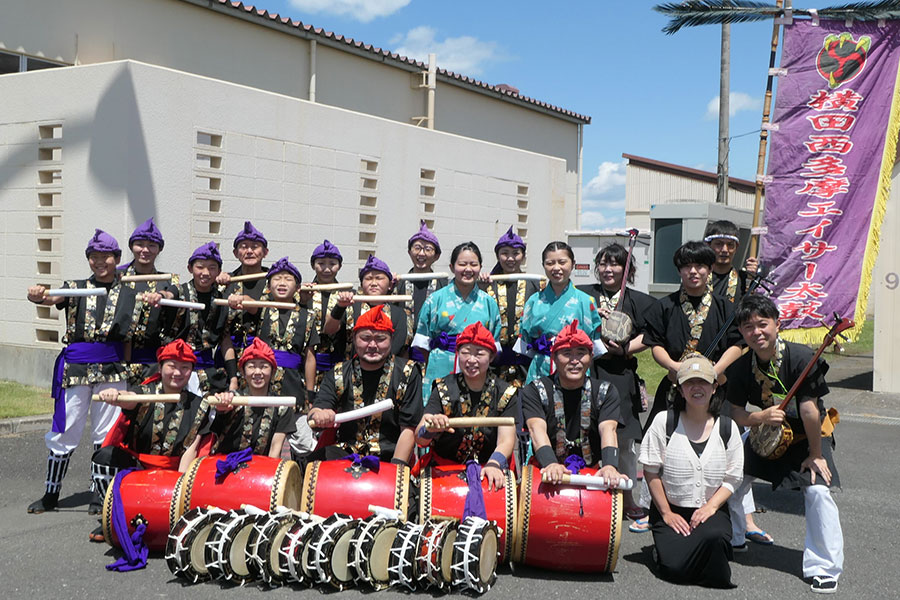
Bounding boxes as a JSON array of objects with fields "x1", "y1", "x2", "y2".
[{"x1": 397, "y1": 221, "x2": 447, "y2": 363}]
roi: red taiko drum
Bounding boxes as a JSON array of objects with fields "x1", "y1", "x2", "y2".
[
  {"x1": 101, "y1": 468, "x2": 185, "y2": 551},
  {"x1": 418, "y1": 463, "x2": 516, "y2": 562},
  {"x1": 512, "y1": 464, "x2": 623, "y2": 572},
  {"x1": 176, "y1": 455, "x2": 302, "y2": 515},
  {"x1": 299, "y1": 459, "x2": 410, "y2": 520}
]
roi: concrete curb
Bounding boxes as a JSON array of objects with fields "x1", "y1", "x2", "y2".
[{"x1": 0, "y1": 414, "x2": 51, "y2": 436}]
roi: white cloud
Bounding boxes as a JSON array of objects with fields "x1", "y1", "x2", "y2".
[
  {"x1": 288, "y1": 0, "x2": 410, "y2": 23},
  {"x1": 581, "y1": 161, "x2": 627, "y2": 230},
  {"x1": 583, "y1": 161, "x2": 626, "y2": 200},
  {"x1": 391, "y1": 26, "x2": 503, "y2": 76},
  {"x1": 704, "y1": 92, "x2": 762, "y2": 120}
]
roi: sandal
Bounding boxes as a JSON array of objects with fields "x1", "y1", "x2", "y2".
[
  {"x1": 629, "y1": 517, "x2": 650, "y2": 533},
  {"x1": 89, "y1": 526, "x2": 105, "y2": 543},
  {"x1": 745, "y1": 530, "x2": 775, "y2": 545},
  {"x1": 625, "y1": 507, "x2": 648, "y2": 521}
]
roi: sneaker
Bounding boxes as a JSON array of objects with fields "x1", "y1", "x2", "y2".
[
  {"x1": 27, "y1": 492, "x2": 59, "y2": 514},
  {"x1": 810, "y1": 575, "x2": 838, "y2": 594}
]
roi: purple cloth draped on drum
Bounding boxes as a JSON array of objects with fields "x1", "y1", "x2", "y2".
[
  {"x1": 51, "y1": 341, "x2": 125, "y2": 433},
  {"x1": 215, "y1": 447, "x2": 254, "y2": 483},
  {"x1": 106, "y1": 467, "x2": 148, "y2": 572},
  {"x1": 315, "y1": 351, "x2": 339, "y2": 372},
  {"x1": 495, "y1": 345, "x2": 529, "y2": 366},
  {"x1": 273, "y1": 349, "x2": 303, "y2": 369},
  {"x1": 529, "y1": 334, "x2": 553, "y2": 356},
  {"x1": 343, "y1": 452, "x2": 380, "y2": 473},
  {"x1": 130, "y1": 346, "x2": 160, "y2": 365},
  {"x1": 565, "y1": 455, "x2": 586, "y2": 475},
  {"x1": 195, "y1": 348, "x2": 215, "y2": 368},
  {"x1": 408, "y1": 346, "x2": 427, "y2": 363},
  {"x1": 429, "y1": 332, "x2": 458, "y2": 352},
  {"x1": 462, "y1": 460, "x2": 487, "y2": 520}
]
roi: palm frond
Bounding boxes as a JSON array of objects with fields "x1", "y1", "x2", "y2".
[{"x1": 654, "y1": 0, "x2": 900, "y2": 34}]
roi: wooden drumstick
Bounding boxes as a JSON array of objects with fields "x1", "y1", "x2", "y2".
[
  {"x1": 354, "y1": 295, "x2": 413, "y2": 303},
  {"x1": 120, "y1": 273, "x2": 174, "y2": 283},
  {"x1": 43, "y1": 287, "x2": 107, "y2": 297},
  {"x1": 309, "y1": 398, "x2": 394, "y2": 428},
  {"x1": 425, "y1": 417, "x2": 515, "y2": 430},
  {"x1": 489, "y1": 274, "x2": 547, "y2": 282},
  {"x1": 547, "y1": 473, "x2": 635, "y2": 490},
  {"x1": 304, "y1": 283, "x2": 355, "y2": 292},
  {"x1": 91, "y1": 393, "x2": 182, "y2": 403},
  {"x1": 207, "y1": 396, "x2": 296, "y2": 407},
  {"x1": 228, "y1": 272, "x2": 268, "y2": 283},
  {"x1": 396, "y1": 272, "x2": 450, "y2": 281},
  {"x1": 213, "y1": 298, "x2": 297, "y2": 310}
]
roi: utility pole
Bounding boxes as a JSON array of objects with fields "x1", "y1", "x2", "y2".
[{"x1": 716, "y1": 21, "x2": 730, "y2": 204}]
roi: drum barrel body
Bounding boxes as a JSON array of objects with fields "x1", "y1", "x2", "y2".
[
  {"x1": 300, "y1": 460, "x2": 410, "y2": 520},
  {"x1": 101, "y1": 468, "x2": 183, "y2": 551},
  {"x1": 419, "y1": 463, "x2": 516, "y2": 562},
  {"x1": 512, "y1": 465, "x2": 623, "y2": 572},
  {"x1": 177, "y1": 455, "x2": 301, "y2": 514}
]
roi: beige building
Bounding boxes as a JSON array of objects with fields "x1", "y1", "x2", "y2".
[{"x1": 0, "y1": 0, "x2": 590, "y2": 386}]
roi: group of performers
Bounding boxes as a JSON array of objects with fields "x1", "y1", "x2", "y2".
[{"x1": 24, "y1": 217, "x2": 843, "y2": 593}]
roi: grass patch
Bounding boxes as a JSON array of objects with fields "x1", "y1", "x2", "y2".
[
  {"x1": 0, "y1": 380, "x2": 53, "y2": 419},
  {"x1": 838, "y1": 316, "x2": 874, "y2": 356},
  {"x1": 636, "y1": 350, "x2": 667, "y2": 398}
]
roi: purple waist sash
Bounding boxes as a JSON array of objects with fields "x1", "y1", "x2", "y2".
[
  {"x1": 496, "y1": 344, "x2": 529, "y2": 366},
  {"x1": 315, "y1": 351, "x2": 340, "y2": 372},
  {"x1": 273, "y1": 349, "x2": 303, "y2": 369},
  {"x1": 529, "y1": 334, "x2": 554, "y2": 356},
  {"x1": 429, "y1": 332, "x2": 458, "y2": 352},
  {"x1": 130, "y1": 346, "x2": 159, "y2": 365},
  {"x1": 408, "y1": 346, "x2": 426, "y2": 363},
  {"x1": 51, "y1": 341, "x2": 125, "y2": 433},
  {"x1": 195, "y1": 348, "x2": 215, "y2": 368}
]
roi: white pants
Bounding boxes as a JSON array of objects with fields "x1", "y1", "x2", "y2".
[
  {"x1": 45, "y1": 382, "x2": 125, "y2": 455},
  {"x1": 729, "y1": 478, "x2": 843, "y2": 579}
]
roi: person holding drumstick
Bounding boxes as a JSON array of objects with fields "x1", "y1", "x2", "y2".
[
  {"x1": 89, "y1": 339, "x2": 212, "y2": 541},
  {"x1": 309, "y1": 305, "x2": 423, "y2": 465},
  {"x1": 521, "y1": 321, "x2": 626, "y2": 486},
  {"x1": 725, "y1": 294, "x2": 843, "y2": 594},
  {"x1": 640, "y1": 356, "x2": 743, "y2": 589},
  {"x1": 397, "y1": 221, "x2": 447, "y2": 363},
  {"x1": 414, "y1": 322, "x2": 518, "y2": 490},
  {"x1": 207, "y1": 337, "x2": 296, "y2": 459},
  {"x1": 306, "y1": 240, "x2": 348, "y2": 386},
  {"x1": 515, "y1": 241, "x2": 602, "y2": 384},
  {"x1": 26, "y1": 230, "x2": 133, "y2": 515}
]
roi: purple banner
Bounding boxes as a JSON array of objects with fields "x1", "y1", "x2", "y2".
[{"x1": 761, "y1": 20, "x2": 900, "y2": 340}]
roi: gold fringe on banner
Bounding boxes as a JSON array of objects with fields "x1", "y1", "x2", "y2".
[{"x1": 782, "y1": 51, "x2": 900, "y2": 346}]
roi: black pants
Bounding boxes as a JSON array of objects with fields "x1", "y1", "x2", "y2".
[{"x1": 649, "y1": 503, "x2": 735, "y2": 588}]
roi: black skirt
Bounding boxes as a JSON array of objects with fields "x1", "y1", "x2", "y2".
[{"x1": 649, "y1": 503, "x2": 735, "y2": 588}]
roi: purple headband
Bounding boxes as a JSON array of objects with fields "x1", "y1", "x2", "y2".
[
  {"x1": 408, "y1": 220, "x2": 441, "y2": 253},
  {"x1": 85, "y1": 229, "x2": 121, "y2": 258},
  {"x1": 359, "y1": 254, "x2": 392, "y2": 281},
  {"x1": 494, "y1": 226, "x2": 526, "y2": 252},
  {"x1": 233, "y1": 221, "x2": 268, "y2": 248},
  {"x1": 267, "y1": 256, "x2": 302, "y2": 283},
  {"x1": 188, "y1": 241, "x2": 222, "y2": 266},
  {"x1": 310, "y1": 239, "x2": 343, "y2": 265},
  {"x1": 128, "y1": 217, "x2": 165, "y2": 250}
]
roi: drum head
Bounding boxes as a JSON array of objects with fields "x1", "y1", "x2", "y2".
[
  {"x1": 479, "y1": 528, "x2": 499, "y2": 584},
  {"x1": 271, "y1": 460, "x2": 302, "y2": 511},
  {"x1": 228, "y1": 517, "x2": 258, "y2": 579},
  {"x1": 369, "y1": 525, "x2": 399, "y2": 583},
  {"x1": 330, "y1": 526, "x2": 357, "y2": 585},
  {"x1": 440, "y1": 529, "x2": 457, "y2": 582},
  {"x1": 190, "y1": 514, "x2": 227, "y2": 577}
]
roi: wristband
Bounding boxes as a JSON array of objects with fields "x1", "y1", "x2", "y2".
[
  {"x1": 601, "y1": 446, "x2": 619, "y2": 469},
  {"x1": 534, "y1": 445, "x2": 558, "y2": 469},
  {"x1": 390, "y1": 457, "x2": 409, "y2": 467},
  {"x1": 305, "y1": 390, "x2": 317, "y2": 408},
  {"x1": 224, "y1": 358, "x2": 238, "y2": 380},
  {"x1": 330, "y1": 305, "x2": 347, "y2": 319},
  {"x1": 487, "y1": 451, "x2": 508, "y2": 471}
]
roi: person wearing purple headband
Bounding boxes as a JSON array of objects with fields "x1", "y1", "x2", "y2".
[
  {"x1": 306, "y1": 240, "x2": 348, "y2": 387},
  {"x1": 396, "y1": 221, "x2": 447, "y2": 363},
  {"x1": 25, "y1": 230, "x2": 133, "y2": 515},
  {"x1": 165, "y1": 242, "x2": 229, "y2": 395},
  {"x1": 484, "y1": 226, "x2": 541, "y2": 384},
  {"x1": 325, "y1": 255, "x2": 412, "y2": 359}
]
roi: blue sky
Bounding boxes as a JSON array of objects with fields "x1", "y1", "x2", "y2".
[{"x1": 256, "y1": 0, "x2": 836, "y2": 229}]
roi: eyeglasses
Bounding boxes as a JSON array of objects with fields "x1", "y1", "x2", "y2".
[{"x1": 411, "y1": 244, "x2": 436, "y2": 255}]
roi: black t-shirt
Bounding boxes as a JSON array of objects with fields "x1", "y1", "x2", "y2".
[
  {"x1": 424, "y1": 373, "x2": 519, "y2": 463},
  {"x1": 520, "y1": 375, "x2": 623, "y2": 464},
  {"x1": 643, "y1": 289, "x2": 743, "y2": 362}
]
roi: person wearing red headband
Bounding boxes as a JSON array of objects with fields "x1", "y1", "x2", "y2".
[
  {"x1": 207, "y1": 337, "x2": 296, "y2": 458},
  {"x1": 520, "y1": 320, "x2": 627, "y2": 486},
  {"x1": 88, "y1": 339, "x2": 212, "y2": 541},
  {"x1": 414, "y1": 322, "x2": 518, "y2": 490},
  {"x1": 309, "y1": 305, "x2": 423, "y2": 464}
]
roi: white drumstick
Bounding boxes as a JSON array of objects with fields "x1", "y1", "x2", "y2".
[
  {"x1": 44, "y1": 288, "x2": 108, "y2": 297},
  {"x1": 558, "y1": 473, "x2": 635, "y2": 490},
  {"x1": 396, "y1": 272, "x2": 450, "y2": 281},
  {"x1": 228, "y1": 272, "x2": 268, "y2": 283},
  {"x1": 208, "y1": 396, "x2": 296, "y2": 407},
  {"x1": 309, "y1": 398, "x2": 393, "y2": 428},
  {"x1": 120, "y1": 273, "x2": 174, "y2": 283},
  {"x1": 490, "y1": 274, "x2": 547, "y2": 282},
  {"x1": 305, "y1": 283, "x2": 355, "y2": 292},
  {"x1": 158, "y1": 298, "x2": 205, "y2": 310},
  {"x1": 354, "y1": 295, "x2": 413, "y2": 303},
  {"x1": 212, "y1": 298, "x2": 297, "y2": 310}
]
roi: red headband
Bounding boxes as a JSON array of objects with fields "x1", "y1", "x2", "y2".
[
  {"x1": 456, "y1": 322, "x2": 497, "y2": 355},
  {"x1": 353, "y1": 304, "x2": 395, "y2": 333},
  {"x1": 156, "y1": 339, "x2": 197, "y2": 364},
  {"x1": 551, "y1": 320, "x2": 592, "y2": 354},
  {"x1": 238, "y1": 337, "x2": 277, "y2": 369}
]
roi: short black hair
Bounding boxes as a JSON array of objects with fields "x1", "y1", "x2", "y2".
[
  {"x1": 594, "y1": 243, "x2": 635, "y2": 284},
  {"x1": 450, "y1": 241, "x2": 482, "y2": 265},
  {"x1": 542, "y1": 241, "x2": 575, "y2": 263},
  {"x1": 673, "y1": 241, "x2": 715, "y2": 269},
  {"x1": 704, "y1": 220, "x2": 740, "y2": 240},
  {"x1": 735, "y1": 293, "x2": 780, "y2": 326}
]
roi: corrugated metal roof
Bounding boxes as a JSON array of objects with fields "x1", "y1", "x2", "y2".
[
  {"x1": 182, "y1": 0, "x2": 591, "y2": 124},
  {"x1": 622, "y1": 153, "x2": 757, "y2": 193}
]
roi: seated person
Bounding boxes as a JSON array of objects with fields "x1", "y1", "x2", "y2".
[
  {"x1": 414, "y1": 322, "x2": 519, "y2": 490},
  {"x1": 309, "y1": 305, "x2": 423, "y2": 465},
  {"x1": 521, "y1": 320, "x2": 626, "y2": 485},
  {"x1": 209, "y1": 337, "x2": 296, "y2": 458},
  {"x1": 639, "y1": 356, "x2": 743, "y2": 589},
  {"x1": 90, "y1": 339, "x2": 212, "y2": 541}
]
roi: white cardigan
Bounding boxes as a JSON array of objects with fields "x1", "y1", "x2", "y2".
[{"x1": 639, "y1": 411, "x2": 744, "y2": 509}]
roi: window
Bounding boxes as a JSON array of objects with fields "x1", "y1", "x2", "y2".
[
  {"x1": 653, "y1": 218, "x2": 683, "y2": 285},
  {"x1": 0, "y1": 52, "x2": 19, "y2": 75},
  {"x1": 0, "y1": 50, "x2": 66, "y2": 75}
]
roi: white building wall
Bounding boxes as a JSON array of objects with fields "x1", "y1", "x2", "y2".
[
  {"x1": 874, "y1": 163, "x2": 900, "y2": 393},
  {"x1": 0, "y1": 61, "x2": 568, "y2": 386}
]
